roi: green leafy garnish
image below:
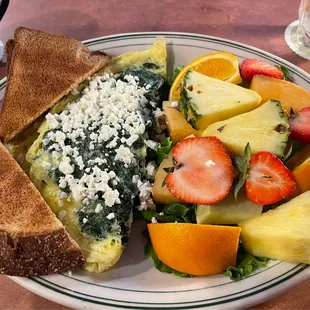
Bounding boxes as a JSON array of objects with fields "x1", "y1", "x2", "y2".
[
  {"x1": 234, "y1": 143, "x2": 251, "y2": 199},
  {"x1": 163, "y1": 203, "x2": 196, "y2": 223},
  {"x1": 141, "y1": 203, "x2": 196, "y2": 223},
  {"x1": 167, "y1": 65, "x2": 184, "y2": 85},
  {"x1": 143, "y1": 230, "x2": 191, "y2": 277},
  {"x1": 141, "y1": 209, "x2": 180, "y2": 223},
  {"x1": 277, "y1": 65, "x2": 290, "y2": 81},
  {"x1": 224, "y1": 253, "x2": 269, "y2": 281},
  {"x1": 157, "y1": 137, "x2": 172, "y2": 164}
]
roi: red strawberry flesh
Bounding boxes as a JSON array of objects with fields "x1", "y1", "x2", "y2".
[
  {"x1": 289, "y1": 107, "x2": 310, "y2": 143},
  {"x1": 240, "y1": 59, "x2": 284, "y2": 81},
  {"x1": 166, "y1": 137, "x2": 234, "y2": 204},
  {"x1": 246, "y1": 152, "x2": 296, "y2": 205}
]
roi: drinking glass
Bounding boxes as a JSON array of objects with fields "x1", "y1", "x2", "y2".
[{"x1": 298, "y1": 0, "x2": 310, "y2": 46}]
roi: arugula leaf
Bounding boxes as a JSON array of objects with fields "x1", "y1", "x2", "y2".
[
  {"x1": 167, "y1": 65, "x2": 184, "y2": 85},
  {"x1": 143, "y1": 230, "x2": 191, "y2": 278},
  {"x1": 224, "y1": 254, "x2": 269, "y2": 281},
  {"x1": 157, "y1": 137, "x2": 172, "y2": 164}
]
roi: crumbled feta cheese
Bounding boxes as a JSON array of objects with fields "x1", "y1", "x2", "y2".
[
  {"x1": 115, "y1": 145, "x2": 134, "y2": 165},
  {"x1": 137, "y1": 181, "x2": 156, "y2": 211},
  {"x1": 82, "y1": 218, "x2": 88, "y2": 224},
  {"x1": 106, "y1": 212, "x2": 115, "y2": 220},
  {"x1": 59, "y1": 157, "x2": 75, "y2": 174},
  {"x1": 95, "y1": 204, "x2": 103, "y2": 213},
  {"x1": 153, "y1": 108, "x2": 164, "y2": 118},
  {"x1": 43, "y1": 73, "x2": 152, "y2": 210},
  {"x1": 159, "y1": 212, "x2": 164, "y2": 216},
  {"x1": 132, "y1": 175, "x2": 141, "y2": 184},
  {"x1": 146, "y1": 162, "x2": 156, "y2": 179},
  {"x1": 151, "y1": 217, "x2": 158, "y2": 223},
  {"x1": 145, "y1": 139, "x2": 158, "y2": 151},
  {"x1": 171, "y1": 101, "x2": 179, "y2": 108}
]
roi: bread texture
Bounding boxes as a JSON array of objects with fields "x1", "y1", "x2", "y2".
[
  {"x1": 0, "y1": 143, "x2": 84, "y2": 276},
  {"x1": 0, "y1": 27, "x2": 110, "y2": 142},
  {"x1": 5, "y1": 39, "x2": 15, "y2": 71}
]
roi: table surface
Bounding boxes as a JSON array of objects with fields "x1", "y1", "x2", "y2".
[{"x1": 0, "y1": 0, "x2": 309, "y2": 309}]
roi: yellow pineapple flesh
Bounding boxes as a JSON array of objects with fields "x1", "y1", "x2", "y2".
[{"x1": 239, "y1": 191, "x2": 310, "y2": 264}]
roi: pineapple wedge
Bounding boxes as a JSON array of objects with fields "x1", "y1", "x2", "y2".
[
  {"x1": 181, "y1": 70, "x2": 262, "y2": 130},
  {"x1": 239, "y1": 191, "x2": 310, "y2": 264},
  {"x1": 202, "y1": 100, "x2": 290, "y2": 157}
]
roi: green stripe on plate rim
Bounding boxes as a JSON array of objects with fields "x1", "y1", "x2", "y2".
[
  {"x1": 28, "y1": 264, "x2": 308, "y2": 308},
  {"x1": 59, "y1": 260, "x2": 282, "y2": 293},
  {"x1": 3, "y1": 32, "x2": 310, "y2": 308},
  {"x1": 82, "y1": 32, "x2": 310, "y2": 84}
]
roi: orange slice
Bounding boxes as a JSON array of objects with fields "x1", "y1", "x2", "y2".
[
  {"x1": 147, "y1": 223, "x2": 241, "y2": 276},
  {"x1": 169, "y1": 52, "x2": 242, "y2": 101}
]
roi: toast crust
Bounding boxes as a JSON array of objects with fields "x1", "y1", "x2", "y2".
[
  {"x1": 5, "y1": 39, "x2": 15, "y2": 72},
  {"x1": 0, "y1": 27, "x2": 110, "y2": 142},
  {"x1": 0, "y1": 143, "x2": 84, "y2": 276}
]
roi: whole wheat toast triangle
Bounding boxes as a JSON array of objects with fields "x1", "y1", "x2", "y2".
[
  {"x1": 0, "y1": 142, "x2": 84, "y2": 276},
  {"x1": 0, "y1": 27, "x2": 110, "y2": 142}
]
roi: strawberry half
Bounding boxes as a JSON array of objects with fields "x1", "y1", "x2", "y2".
[
  {"x1": 289, "y1": 107, "x2": 310, "y2": 143},
  {"x1": 240, "y1": 59, "x2": 284, "y2": 81},
  {"x1": 166, "y1": 137, "x2": 234, "y2": 204},
  {"x1": 246, "y1": 152, "x2": 296, "y2": 205}
]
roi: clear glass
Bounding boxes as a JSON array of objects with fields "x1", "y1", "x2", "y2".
[{"x1": 298, "y1": 0, "x2": 310, "y2": 46}]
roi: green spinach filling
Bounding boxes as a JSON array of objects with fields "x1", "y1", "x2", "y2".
[{"x1": 41, "y1": 67, "x2": 165, "y2": 241}]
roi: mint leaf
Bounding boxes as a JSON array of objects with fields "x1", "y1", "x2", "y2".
[
  {"x1": 157, "y1": 137, "x2": 172, "y2": 164},
  {"x1": 167, "y1": 65, "x2": 184, "y2": 85}
]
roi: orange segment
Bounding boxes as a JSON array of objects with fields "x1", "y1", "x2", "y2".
[
  {"x1": 148, "y1": 223, "x2": 241, "y2": 276},
  {"x1": 169, "y1": 52, "x2": 242, "y2": 101},
  {"x1": 287, "y1": 145, "x2": 310, "y2": 196}
]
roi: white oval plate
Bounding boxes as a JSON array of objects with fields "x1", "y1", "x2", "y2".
[{"x1": 2, "y1": 32, "x2": 309, "y2": 309}]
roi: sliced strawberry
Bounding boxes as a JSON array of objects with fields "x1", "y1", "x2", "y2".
[
  {"x1": 166, "y1": 137, "x2": 234, "y2": 204},
  {"x1": 246, "y1": 152, "x2": 296, "y2": 205},
  {"x1": 240, "y1": 59, "x2": 284, "y2": 81},
  {"x1": 289, "y1": 107, "x2": 310, "y2": 143}
]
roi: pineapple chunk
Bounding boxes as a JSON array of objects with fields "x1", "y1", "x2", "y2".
[
  {"x1": 202, "y1": 100, "x2": 290, "y2": 157},
  {"x1": 181, "y1": 70, "x2": 262, "y2": 130},
  {"x1": 239, "y1": 191, "x2": 310, "y2": 264},
  {"x1": 163, "y1": 101, "x2": 197, "y2": 144},
  {"x1": 196, "y1": 190, "x2": 263, "y2": 225},
  {"x1": 152, "y1": 156, "x2": 182, "y2": 204}
]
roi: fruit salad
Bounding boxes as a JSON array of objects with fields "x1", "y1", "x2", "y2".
[{"x1": 142, "y1": 52, "x2": 310, "y2": 280}]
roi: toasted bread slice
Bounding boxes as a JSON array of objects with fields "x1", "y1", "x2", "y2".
[
  {"x1": 0, "y1": 27, "x2": 110, "y2": 142},
  {"x1": 0, "y1": 143, "x2": 84, "y2": 276},
  {"x1": 5, "y1": 39, "x2": 15, "y2": 71}
]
